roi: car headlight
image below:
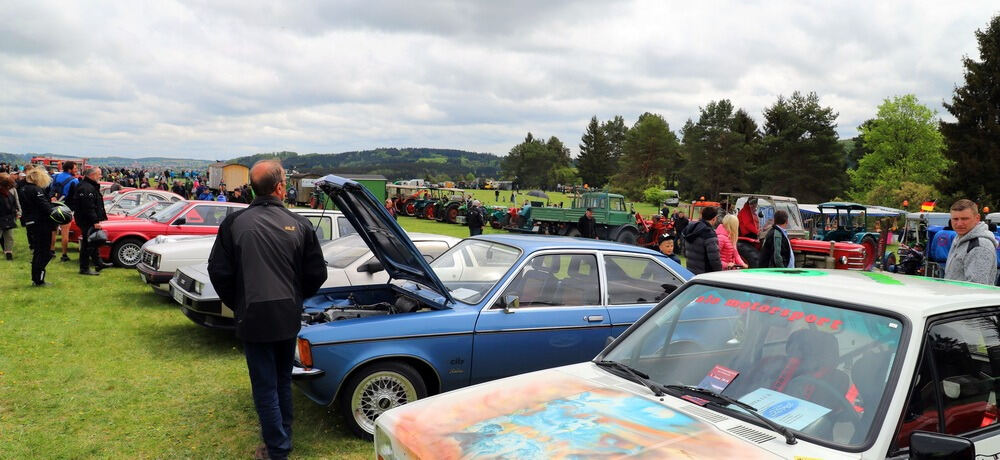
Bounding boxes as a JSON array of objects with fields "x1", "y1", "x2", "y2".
[
  {"x1": 193, "y1": 281, "x2": 204, "y2": 295},
  {"x1": 375, "y1": 426, "x2": 399, "y2": 460},
  {"x1": 152, "y1": 253, "x2": 161, "y2": 270}
]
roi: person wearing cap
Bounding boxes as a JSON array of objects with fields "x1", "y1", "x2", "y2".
[
  {"x1": 467, "y1": 199, "x2": 484, "y2": 236},
  {"x1": 578, "y1": 208, "x2": 597, "y2": 239},
  {"x1": 657, "y1": 232, "x2": 681, "y2": 264}
]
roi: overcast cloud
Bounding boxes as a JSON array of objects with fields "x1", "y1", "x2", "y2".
[{"x1": 0, "y1": 1, "x2": 996, "y2": 160}]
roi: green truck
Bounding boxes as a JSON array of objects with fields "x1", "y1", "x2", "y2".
[{"x1": 504, "y1": 192, "x2": 641, "y2": 244}]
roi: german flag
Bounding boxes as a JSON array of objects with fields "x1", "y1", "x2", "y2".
[{"x1": 920, "y1": 200, "x2": 936, "y2": 212}]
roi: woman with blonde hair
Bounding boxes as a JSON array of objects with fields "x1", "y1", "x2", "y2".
[
  {"x1": 716, "y1": 214, "x2": 748, "y2": 270},
  {"x1": 22, "y1": 167, "x2": 55, "y2": 285}
]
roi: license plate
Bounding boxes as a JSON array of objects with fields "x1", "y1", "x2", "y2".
[{"x1": 172, "y1": 287, "x2": 184, "y2": 304}]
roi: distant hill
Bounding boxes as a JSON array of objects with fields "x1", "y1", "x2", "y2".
[
  {"x1": 84, "y1": 156, "x2": 215, "y2": 170},
  {"x1": 229, "y1": 148, "x2": 502, "y2": 181}
]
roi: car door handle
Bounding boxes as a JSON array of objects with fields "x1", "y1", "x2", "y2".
[{"x1": 584, "y1": 315, "x2": 604, "y2": 322}]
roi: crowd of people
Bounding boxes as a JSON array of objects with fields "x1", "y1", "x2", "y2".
[{"x1": 669, "y1": 197, "x2": 997, "y2": 286}]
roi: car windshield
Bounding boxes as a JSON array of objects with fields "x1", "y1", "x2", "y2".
[
  {"x1": 601, "y1": 282, "x2": 904, "y2": 448},
  {"x1": 153, "y1": 202, "x2": 188, "y2": 223},
  {"x1": 127, "y1": 201, "x2": 169, "y2": 218},
  {"x1": 322, "y1": 235, "x2": 372, "y2": 268},
  {"x1": 429, "y1": 240, "x2": 521, "y2": 304}
]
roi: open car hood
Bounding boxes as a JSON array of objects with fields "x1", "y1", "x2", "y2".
[{"x1": 315, "y1": 175, "x2": 452, "y2": 305}]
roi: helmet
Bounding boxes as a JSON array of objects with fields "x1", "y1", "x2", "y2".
[
  {"x1": 87, "y1": 229, "x2": 108, "y2": 246},
  {"x1": 49, "y1": 203, "x2": 74, "y2": 225}
]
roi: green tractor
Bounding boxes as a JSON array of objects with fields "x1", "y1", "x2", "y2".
[
  {"x1": 811, "y1": 202, "x2": 885, "y2": 271},
  {"x1": 433, "y1": 188, "x2": 468, "y2": 224}
]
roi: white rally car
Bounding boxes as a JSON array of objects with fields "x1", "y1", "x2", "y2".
[
  {"x1": 170, "y1": 232, "x2": 460, "y2": 330},
  {"x1": 374, "y1": 269, "x2": 1000, "y2": 460},
  {"x1": 136, "y1": 209, "x2": 353, "y2": 295}
]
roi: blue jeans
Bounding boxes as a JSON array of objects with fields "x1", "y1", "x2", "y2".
[{"x1": 244, "y1": 339, "x2": 296, "y2": 460}]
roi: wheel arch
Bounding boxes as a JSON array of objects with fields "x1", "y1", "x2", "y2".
[{"x1": 331, "y1": 354, "x2": 443, "y2": 408}]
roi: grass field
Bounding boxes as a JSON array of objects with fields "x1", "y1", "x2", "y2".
[{"x1": 0, "y1": 228, "x2": 375, "y2": 459}]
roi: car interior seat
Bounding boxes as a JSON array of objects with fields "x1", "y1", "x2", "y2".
[
  {"x1": 557, "y1": 255, "x2": 600, "y2": 306},
  {"x1": 849, "y1": 351, "x2": 893, "y2": 443},
  {"x1": 518, "y1": 257, "x2": 558, "y2": 305},
  {"x1": 928, "y1": 324, "x2": 993, "y2": 435}
]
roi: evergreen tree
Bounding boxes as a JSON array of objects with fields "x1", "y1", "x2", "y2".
[
  {"x1": 501, "y1": 133, "x2": 571, "y2": 189},
  {"x1": 757, "y1": 92, "x2": 845, "y2": 202},
  {"x1": 602, "y1": 115, "x2": 628, "y2": 164},
  {"x1": 610, "y1": 112, "x2": 680, "y2": 200},
  {"x1": 679, "y1": 100, "x2": 758, "y2": 199},
  {"x1": 577, "y1": 116, "x2": 612, "y2": 187},
  {"x1": 940, "y1": 15, "x2": 1000, "y2": 207}
]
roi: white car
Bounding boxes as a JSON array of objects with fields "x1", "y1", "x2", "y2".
[
  {"x1": 105, "y1": 189, "x2": 184, "y2": 215},
  {"x1": 170, "y1": 232, "x2": 460, "y2": 329},
  {"x1": 374, "y1": 269, "x2": 1000, "y2": 460},
  {"x1": 136, "y1": 209, "x2": 354, "y2": 295}
]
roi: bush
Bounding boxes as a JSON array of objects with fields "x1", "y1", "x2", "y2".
[{"x1": 643, "y1": 187, "x2": 670, "y2": 207}]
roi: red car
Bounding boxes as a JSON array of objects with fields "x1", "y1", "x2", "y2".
[
  {"x1": 98, "y1": 200, "x2": 248, "y2": 267},
  {"x1": 68, "y1": 200, "x2": 176, "y2": 243}
]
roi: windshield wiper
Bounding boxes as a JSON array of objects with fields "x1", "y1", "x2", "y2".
[
  {"x1": 664, "y1": 384, "x2": 797, "y2": 445},
  {"x1": 594, "y1": 360, "x2": 664, "y2": 397}
]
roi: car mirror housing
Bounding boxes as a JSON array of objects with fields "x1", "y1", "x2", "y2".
[
  {"x1": 358, "y1": 259, "x2": 384, "y2": 274},
  {"x1": 502, "y1": 295, "x2": 519, "y2": 314},
  {"x1": 173, "y1": 217, "x2": 186, "y2": 226},
  {"x1": 908, "y1": 431, "x2": 974, "y2": 460}
]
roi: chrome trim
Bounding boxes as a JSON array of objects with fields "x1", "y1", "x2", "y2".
[{"x1": 310, "y1": 330, "x2": 472, "y2": 347}]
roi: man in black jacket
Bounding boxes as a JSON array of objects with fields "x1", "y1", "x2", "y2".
[
  {"x1": 578, "y1": 208, "x2": 597, "y2": 239},
  {"x1": 208, "y1": 160, "x2": 327, "y2": 460},
  {"x1": 467, "y1": 200, "x2": 484, "y2": 236},
  {"x1": 759, "y1": 210, "x2": 794, "y2": 268},
  {"x1": 682, "y1": 206, "x2": 722, "y2": 275},
  {"x1": 73, "y1": 168, "x2": 110, "y2": 275}
]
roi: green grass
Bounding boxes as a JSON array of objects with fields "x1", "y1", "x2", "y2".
[{"x1": 0, "y1": 230, "x2": 370, "y2": 459}]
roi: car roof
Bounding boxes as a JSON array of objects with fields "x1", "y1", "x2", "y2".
[
  {"x1": 471, "y1": 233, "x2": 667, "y2": 256},
  {"x1": 693, "y1": 269, "x2": 1000, "y2": 318}
]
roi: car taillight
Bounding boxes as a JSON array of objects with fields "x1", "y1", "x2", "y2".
[{"x1": 297, "y1": 337, "x2": 313, "y2": 369}]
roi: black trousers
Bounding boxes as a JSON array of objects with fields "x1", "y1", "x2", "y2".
[
  {"x1": 27, "y1": 223, "x2": 52, "y2": 284},
  {"x1": 470, "y1": 227, "x2": 483, "y2": 236},
  {"x1": 78, "y1": 224, "x2": 101, "y2": 271}
]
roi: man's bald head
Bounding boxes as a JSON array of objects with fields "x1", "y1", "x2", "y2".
[{"x1": 250, "y1": 160, "x2": 285, "y2": 198}]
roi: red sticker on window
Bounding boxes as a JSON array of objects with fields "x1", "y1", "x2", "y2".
[{"x1": 694, "y1": 295, "x2": 842, "y2": 330}]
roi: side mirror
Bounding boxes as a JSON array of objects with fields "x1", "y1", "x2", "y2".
[
  {"x1": 502, "y1": 295, "x2": 519, "y2": 314},
  {"x1": 909, "y1": 431, "x2": 974, "y2": 460},
  {"x1": 173, "y1": 217, "x2": 186, "y2": 226},
  {"x1": 358, "y1": 259, "x2": 384, "y2": 274},
  {"x1": 605, "y1": 336, "x2": 615, "y2": 347}
]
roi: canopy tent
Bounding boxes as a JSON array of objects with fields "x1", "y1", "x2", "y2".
[{"x1": 799, "y1": 204, "x2": 906, "y2": 218}]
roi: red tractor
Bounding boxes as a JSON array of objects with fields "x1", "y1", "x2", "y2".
[{"x1": 635, "y1": 212, "x2": 674, "y2": 249}]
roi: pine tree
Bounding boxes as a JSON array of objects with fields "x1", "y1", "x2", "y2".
[
  {"x1": 757, "y1": 92, "x2": 845, "y2": 202},
  {"x1": 940, "y1": 15, "x2": 1000, "y2": 207},
  {"x1": 610, "y1": 112, "x2": 680, "y2": 200},
  {"x1": 679, "y1": 100, "x2": 758, "y2": 199},
  {"x1": 577, "y1": 116, "x2": 612, "y2": 187}
]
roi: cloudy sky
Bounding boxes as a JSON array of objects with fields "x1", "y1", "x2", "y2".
[{"x1": 1, "y1": 1, "x2": 996, "y2": 160}]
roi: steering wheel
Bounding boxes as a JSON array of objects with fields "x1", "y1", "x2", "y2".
[{"x1": 784, "y1": 374, "x2": 859, "y2": 439}]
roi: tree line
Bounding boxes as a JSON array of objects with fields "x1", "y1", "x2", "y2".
[{"x1": 502, "y1": 14, "x2": 1000, "y2": 212}]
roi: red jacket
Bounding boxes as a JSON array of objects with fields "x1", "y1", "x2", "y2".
[{"x1": 715, "y1": 224, "x2": 746, "y2": 269}]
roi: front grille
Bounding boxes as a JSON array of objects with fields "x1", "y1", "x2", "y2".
[{"x1": 176, "y1": 272, "x2": 195, "y2": 292}]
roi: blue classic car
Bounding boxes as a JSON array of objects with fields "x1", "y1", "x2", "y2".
[{"x1": 292, "y1": 175, "x2": 693, "y2": 438}]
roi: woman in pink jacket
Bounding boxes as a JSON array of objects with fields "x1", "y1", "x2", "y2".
[{"x1": 716, "y1": 214, "x2": 748, "y2": 270}]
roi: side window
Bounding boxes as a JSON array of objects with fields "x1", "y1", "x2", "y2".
[
  {"x1": 306, "y1": 216, "x2": 333, "y2": 241},
  {"x1": 118, "y1": 196, "x2": 140, "y2": 210},
  {"x1": 414, "y1": 241, "x2": 450, "y2": 261},
  {"x1": 895, "y1": 315, "x2": 1000, "y2": 450},
  {"x1": 604, "y1": 255, "x2": 682, "y2": 305},
  {"x1": 611, "y1": 198, "x2": 624, "y2": 211},
  {"x1": 337, "y1": 216, "x2": 357, "y2": 237},
  {"x1": 183, "y1": 205, "x2": 228, "y2": 226},
  {"x1": 500, "y1": 254, "x2": 599, "y2": 307}
]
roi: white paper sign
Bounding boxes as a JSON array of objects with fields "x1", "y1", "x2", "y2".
[{"x1": 737, "y1": 388, "x2": 831, "y2": 431}]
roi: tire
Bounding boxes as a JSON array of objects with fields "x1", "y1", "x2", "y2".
[
  {"x1": 403, "y1": 199, "x2": 416, "y2": 217},
  {"x1": 339, "y1": 361, "x2": 427, "y2": 440},
  {"x1": 860, "y1": 235, "x2": 878, "y2": 271},
  {"x1": 446, "y1": 205, "x2": 460, "y2": 224},
  {"x1": 111, "y1": 237, "x2": 145, "y2": 267},
  {"x1": 565, "y1": 227, "x2": 581, "y2": 238},
  {"x1": 615, "y1": 228, "x2": 638, "y2": 245}
]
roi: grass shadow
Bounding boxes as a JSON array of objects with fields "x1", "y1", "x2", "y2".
[{"x1": 137, "y1": 320, "x2": 241, "y2": 360}]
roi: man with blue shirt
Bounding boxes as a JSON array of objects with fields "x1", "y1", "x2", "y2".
[{"x1": 51, "y1": 161, "x2": 80, "y2": 263}]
